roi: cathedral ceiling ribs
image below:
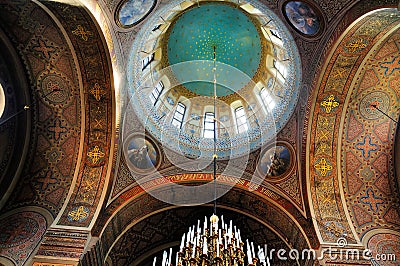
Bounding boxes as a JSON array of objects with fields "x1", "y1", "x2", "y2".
[
  {"x1": 308, "y1": 7, "x2": 400, "y2": 252},
  {"x1": 36, "y1": 1, "x2": 115, "y2": 229},
  {"x1": 0, "y1": 0, "x2": 82, "y2": 218},
  {"x1": 0, "y1": 0, "x2": 114, "y2": 264}
]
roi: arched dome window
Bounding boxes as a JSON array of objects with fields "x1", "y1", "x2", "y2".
[
  {"x1": 273, "y1": 59, "x2": 287, "y2": 82},
  {"x1": 234, "y1": 106, "x2": 248, "y2": 134},
  {"x1": 142, "y1": 52, "x2": 155, "y2": 71},
  {"x1": 172, "y1": 102, "x2": 186, "y2": 129},
  {"x1": 260, "y1": 87, "x2": 275, "y2": 110},
  {"x1": 150, "y1": 80, "x2": 164, "y2": 105},
  {"x1": 203, "y1": 112, "x2": 215, "y2": 139}
]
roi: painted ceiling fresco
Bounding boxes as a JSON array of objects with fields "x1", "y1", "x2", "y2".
[
  {"x1": 308, "y1": 7, "x2": 400, "y2": 262},
  {"x1": 0, "y1": 0, "x2": 399, "y2": 265},
  {"x1": 167, "y1": 2, "x2": 261, "y2": 96},
  {"x1": 118, "y1": 0, "x2": 156, "y2": 27}
]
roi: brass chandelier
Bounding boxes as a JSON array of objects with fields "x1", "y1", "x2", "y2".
[
  {"x1": 153, "y1": 47, "x2": 271, "y2": 266},
  {"x1": 153, "y1": 213, "x2": 270, "y2": 266}
]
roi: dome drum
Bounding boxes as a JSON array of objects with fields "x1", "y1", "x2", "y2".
[{"x1": 126, "y1": 0, "x2": 301, "y2": 159}]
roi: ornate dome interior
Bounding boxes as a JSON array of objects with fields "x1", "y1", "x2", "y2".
[
  {"x1": 0, "y1": 0, "x2": 399, "y2": 266},
  {"x1": 126, "y1": 0, "x2": 300, "y2": 159},
  {"x1": 167, "y1": 2, "x2": 262, "y2": 97}
]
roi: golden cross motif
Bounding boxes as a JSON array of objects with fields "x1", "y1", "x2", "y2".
[
  {"x1": 72, "y1": 25, "x2": 93, "y2": 41},
  {"x1": 68, "y1": 206, "x2": 89, "y2": 221},
  {"x1": 90, "y1": 83, "x2": 106, "y2": 101},
  {"x1": 317, "y1": 130, "x2": 330, "y2": 141},
  {"x1": 94, "y1": 118, "x2": 104, "y2": 129},
  {"x1": 320, "y1": 95, "x2": 339, "y2": 114},
  {"x1": 332, "y1": 68, "x2": 347, "y2": 79},
  {"x1": 87, "y1": 145, "x2": 105, "y2": 164},
  {"x1": 317, "y1": 142, "x2": 329, "y2": 154},
  {"x1": 314, "y1": 158, "x2": 333, "y2": 177},
  {"x1": 318, "y1": 117, "x2": 331, "y2": 129},
  {"x1": 345, "y1": 38, "x2": 367, "y2": 53},
  {"x1": 83, "y1": 179, "x2": 96, "y2": 192}
]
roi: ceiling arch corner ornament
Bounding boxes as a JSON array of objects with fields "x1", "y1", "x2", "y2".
[
  {"x1": 257, "y1": 141, "x2": 295, "y2": 181},
  {"x1": 307, "y1": 7, "x2": 400, "y2": 248},
  {"x1": 123, "y1": 132, "x2": 162, "y2": 173},
  {"x1": 116, "y1": 0, "x2": 157, "y2": 28},
  {"x1": 281, "y1": 0, "x2": 325, "y2": 38},
  {"x1": 256, "y1": 140, "x2": 307, "y2": 214}
]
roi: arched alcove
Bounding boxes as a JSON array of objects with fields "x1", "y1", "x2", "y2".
[
  {"x1": 0, "y1": 26, "x2": 31, "y2": 210},
  {"x1": 94, "y1": 183, "x2": 317, "y2": 266}
]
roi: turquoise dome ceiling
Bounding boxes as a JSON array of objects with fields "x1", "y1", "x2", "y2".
[{"x1": 167, "y1": 2, "x2": 262, "y2": 97}]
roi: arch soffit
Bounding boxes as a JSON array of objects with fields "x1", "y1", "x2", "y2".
[{"x1": 307, "y1": 7, "x2": 400, "y2": 246}]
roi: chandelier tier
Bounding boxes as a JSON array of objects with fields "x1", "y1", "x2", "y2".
[{"x1": 153, "y1": 214, "x2": 270, "y2": 266}]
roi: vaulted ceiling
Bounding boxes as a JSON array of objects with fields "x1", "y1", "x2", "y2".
[{"x1": 0, "y1": 0, "x2": 399, "y2": 266}]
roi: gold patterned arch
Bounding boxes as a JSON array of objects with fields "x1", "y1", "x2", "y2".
[{"x1": 307, "y1": 8, "x2": 400, "y2": 250}]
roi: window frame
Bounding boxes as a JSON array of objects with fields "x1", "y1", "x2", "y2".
[
  {"x1": 234, "y1": 106, "x2": 248, "y2": 134},
  {"x1": 150, "y1": 81, "x2": 164, "y2": 105},
  {"x1": 203, "y1": 112, "x2": 215, "y2": 138},
  {"x1": 260, "y1": 87, "x2": 275, "y2": 110},
  {"x1": 152, "y1": 24, "x2": 162, "y2": 31},
  {"x1": 273, "y1": 59, "x2": 287, "y2": 80},
  {"x1": 171, "y1": 102, "x2": 186, "y2": 129},
  {"x1": 142, "y1": 53, "x2": 155, "y2": 71}
]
